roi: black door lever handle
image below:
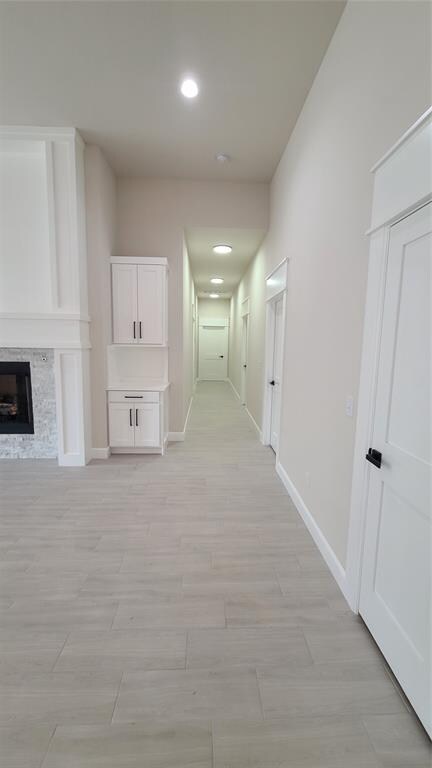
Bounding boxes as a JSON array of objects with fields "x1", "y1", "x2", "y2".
[{"x1": 366, "y1": 448, "x2": 382, "y2": 469}]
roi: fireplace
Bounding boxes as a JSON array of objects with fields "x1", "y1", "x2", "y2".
[{"x1": 0, "y1": 361, "x2": 34, "y2": 434}]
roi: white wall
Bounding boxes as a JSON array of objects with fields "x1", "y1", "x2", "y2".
[
  {"x1": 233, "y1": 0, "x2": 431, "y2": 567},
  {"x1": 85, "y1": 145, "x2": 116, "y2": 451},
  {"x1": 229, "y1": 244, "x2": 266, "y2": 427},
  {"x1": 116, "y1": 178, "x2": 269, "y2": 431},
  {"x1": 0, "y1": 142, "x2": 51, "y2": 312},
  {"x1": 198, "y1": 298, "x2": 231, "y2": 320}
]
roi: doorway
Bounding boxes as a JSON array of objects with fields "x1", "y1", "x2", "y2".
[
  {"x1": 198, "y1": 320, "x2": 229, "y2": 380},
  {"x1": 262, "y1": 259, "x2": 288, "y2": 457},
  {"x1": 358, "y1": 202, "x2": 431, "y2": 735},
  {"x1": 240, "y1": 314, "x2": 248, "y2": 405},
  {"x1": 269, "y1": 295, "x2": 284, "y2": 452}
]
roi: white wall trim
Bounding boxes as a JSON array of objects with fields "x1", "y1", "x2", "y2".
[
  {"x1": 91, "y1": 447, "x2": 111, "y2": 460},
  {"x1": 241, "y1": 297, "x2": 250, "y2": 317},
  {"x1": 111, "y1": 256, "x2": 168, "y2": 267},
  {"x1": 168, "y1": 431, "x2": 185, "y2": 442},
  {"x1": 265, "y1": 256, "x2": 288, "y2": 282},
  {"x1": 276, "y1": 459, "x2": 350, "y2": 606}
]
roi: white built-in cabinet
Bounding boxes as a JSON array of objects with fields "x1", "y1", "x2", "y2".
[
  {"x1": 108, "y1": 392, "x2": 161, "y2": 449},
  {"x1": 112, "y1": 260, "x2": 167, "y2": 345},
  {"x1": 108, "y1": 257, "x2": 169, "y2": 454}
]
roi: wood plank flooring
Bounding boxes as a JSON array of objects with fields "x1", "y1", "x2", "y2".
[{"x1": 0, "y1": 381, "x2": 430, "y2": 766}]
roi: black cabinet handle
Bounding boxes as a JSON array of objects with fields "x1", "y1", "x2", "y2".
[
  {"x1": 366, "y1": 448, "x2": 382, "y2": 469},
  {"x1": 136, "y1": 409, "x2": 138, "y2": 427},
  {"x1": 269, "y1": 380, "x2": 275, "y2": 386},
  {"x1": 219, "y1": 355, "x2": 224, "y2": 359},
  {"x1": 129, "y1": 408, "x2": 132, "y2": 427},
  {"x1": 139, "y1": 321, "x2": 142, "y2": 339},
  {"x1": 124, "y1": 395, "x2": 143, "y2": 399},
  {"x1": 243, "y1": 364, "x2": 247, "y2": 368},
  {"x1": 133, "y1": 321, "x2": 136, "y2": 339}
]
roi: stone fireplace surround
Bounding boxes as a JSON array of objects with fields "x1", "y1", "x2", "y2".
[{"x1": 0, "y1": 348, "x2": 57, "y2": 458}]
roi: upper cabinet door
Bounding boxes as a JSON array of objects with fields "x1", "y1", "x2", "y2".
[
  {"x1": 137, "y1": 265, "x2": 166, "y2": 345},
  {"x1": 112, "y1": 264, "x2": 138, "y2": 344}
]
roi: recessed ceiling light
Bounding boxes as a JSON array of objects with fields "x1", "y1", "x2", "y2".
[
  {"x1": 180, "y1": 78, "x2": 199, "y2": 98},
  {"x1": 209, "y1": 293, "x2": 220, "y2": 299},
  {"x1": 210, "y1": 277, "x2": 224, "y2": 284},
  {"x1": 215, "y1": 153, "x2": 231, "y2": 164},
  {"x1": 213, "y1": 244, "x2": 232, "y2": 255}
]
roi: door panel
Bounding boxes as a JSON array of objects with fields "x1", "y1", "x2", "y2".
[
  {"x1": 137, "y1": 265, "x2": 165, "y2": 345},
  {"x1": 270, "y1": 296, "x2": 284, "y2": 452},
  {"x1": 198, "y1": 324, "x2": 228, "y2": 380},
  {"x1": 241, "y1": 315, "x2": 248, "y2": 405},
  {"x1": 359, "y1": 203, "x2": 431, "y2": 735},
  {"x1": 134, "y1": 403, "x2": 160, "y2": 447},
  {"x1": 112, "y1": 264, "x2": 137, "y2": 344},
  {"x1": 108, "y1": 403, "x2": 134, "y2": 447}
]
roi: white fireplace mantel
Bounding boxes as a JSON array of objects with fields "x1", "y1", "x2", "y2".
[{"x1": 0, "y1": 126, "x2": 92, "y2": 465}]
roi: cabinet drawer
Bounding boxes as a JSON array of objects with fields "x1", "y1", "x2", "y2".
[{"x1": 108, "y1": 390, "x2": 159, "y2": 404}]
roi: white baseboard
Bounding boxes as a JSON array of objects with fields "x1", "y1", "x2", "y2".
[
  {"x1": 228, "y1": 379, "x2": 262, "y2": 439},
  {"x1": 228, "y1": 378, "x2": 241, "y2": 400},
  {"x1": 168, "y1": 432, "x2": 185, "y2": 442},
  {"x1": 245, "y1": 406, "x2": 262, "y2": 440},
  {"x1": 276, "y1": 459, "x2": 352, "y2": 608},
  {"x1": 168, "y1": 394, "x2": 194, "y2": 444},
  {"x1": 184, "y1": 395, "x2": 193, "y2": 432},
  {"x1": 90, "y1": 447, "x2": 111, "y2": 460}
]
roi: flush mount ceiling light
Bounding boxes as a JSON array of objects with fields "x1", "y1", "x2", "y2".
[
  {"x1": 213, "y1": 244, "x2": 232, "y2": 255},
  {"x1": 209, "y1": 293, "x2": 220, "y2": 299},
  {"x1": 215, "y1": 153, "x2": 231, "y2": 164},
  {"x1": 210, "y1": 277, "x2": 224, "y2": 284},
  {"x1": 180, "y1": 78, "x2": 199, "y2": 98}
]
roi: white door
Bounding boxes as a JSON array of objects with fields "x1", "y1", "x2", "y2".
[
  {"x1": 359, "y1": 203, "x2": 431, "y2": 735},
  {"x1": 198, "y1": 323, "x2": 228, "y2": 380},
  {"x1": 112, "y1": 264, "x2": 138, "y2": 344},
  {"x1": 108, "y1": 403, "x2": 134, "y2": 447},
  {"x1": 137, "y1": 265, "x2": 165, "y2": 345},
  {"x1": 241, "y1": 315, "x2": 248, "y2": 405},
  {"x1": 270, "y1": 296, "x2": 284, "y2": 452},
  {"x1": 134, "y1": 403, "x2": 160, "y2": 447}
]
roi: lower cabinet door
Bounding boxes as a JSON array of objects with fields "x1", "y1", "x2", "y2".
[
  {"x1": 134, "y1": 403, "x2": 160, "y2": 447},
  {"x1": 108, "y1": 403, "x2": 135, "y2": 447}
]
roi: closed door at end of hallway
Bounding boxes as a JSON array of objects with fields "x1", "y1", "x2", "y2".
[{"x1": 198, "y1": 323, "x2": 228, "y2": 380}]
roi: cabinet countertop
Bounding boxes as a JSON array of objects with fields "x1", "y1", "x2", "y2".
[{"x1": 106, "y1": 382, "x2": 170, "y2": 392}]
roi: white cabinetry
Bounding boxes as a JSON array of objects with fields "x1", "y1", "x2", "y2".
[
  {"x1": 108, "y1": 390, "x2": 165, "y2": 452},
  {"x1": 112, "y1": 259, "x2": 167, "y2": 345},
  {"x1": 108, "y1": 257, "x2": 169, "y2": 454}
]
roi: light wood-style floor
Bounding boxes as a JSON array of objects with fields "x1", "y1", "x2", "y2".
[{"x1": 0, "y1": 381, "x2": 430, "y2": 767}]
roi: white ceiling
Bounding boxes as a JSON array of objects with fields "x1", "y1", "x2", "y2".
[
  {"x1": 0, "y1": 1, "x2": 345, "y2": 181},
  {"x1": 186, "y1": 227, "x2": 266, "y2": 297}
]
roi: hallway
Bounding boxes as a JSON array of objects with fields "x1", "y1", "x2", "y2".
[{"x1": 0, "y1": 381, "x2": 429, "y2": 766}]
